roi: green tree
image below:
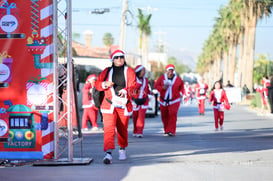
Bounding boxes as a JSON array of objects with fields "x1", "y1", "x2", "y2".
[
  {"x1": 253, "y1": 54, "x2": 273, "y2": 84},
  {"x1": 137, "y1": 8, "x2": 152, "y2": 51},
  {"x1": 58, "y1": 32, "x2": 77, "y2": 57},
  {"x1": 168, "y1": 56, "x2": 191, "y2": 74},
  {"x1": 103, "y1": 33, "x2": 114, "y2": 47},
  {"x1": 72, "y1": 32, "x2": 81, "y2": 41},
  {"x1": 240, "y1": 0, "x2": 272, "y2": 91},
  {"x1": 197, "y1": 0, "x2": 273, "y2": 91}
]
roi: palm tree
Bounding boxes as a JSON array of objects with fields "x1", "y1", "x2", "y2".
[
  {"x1": 103, "y1": 33, "x2": 114, "y2": 48},
  {"x1": 229, "y1": 1, "x2": 242, "y2": 85},
  {"x1": 217, "y1": 3, "x2": 241, "y2": 86},
  {"x1": 197, "y1": 0, "x2": 273, "y2": 91},
  {"x1": 241, "y1": 0, "x2": 272, "y2": 92},
  {"x1": 137, "y1": 8, "x2": 152, "y2": 66}
]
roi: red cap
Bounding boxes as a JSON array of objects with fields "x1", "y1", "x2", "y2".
[
  {"x1": 110, "y1": 49, "x2": 125, "y2": 61},
  {"x1": 86, "y1": 74, "x2": 97, "y2": 82},
  {"x1": 165, "y1": 64, "x2": 175, "y2": 71},
  {"x1": 134, "y1": 65, "x2": 145, "y2": 73}
]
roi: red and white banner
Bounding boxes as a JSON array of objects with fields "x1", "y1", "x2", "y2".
[{"x1": 0, "y1": 0, "x2": 54, "y2": 160}]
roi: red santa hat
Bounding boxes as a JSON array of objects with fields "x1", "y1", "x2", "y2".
[
  {"x1": 110, "y1": 49, "x2": 125, "y2": 61},
  {"x1": 165, "y1": 64, "x2": 175, "y2": 71},
  {"x1": 86, "y1": 74, "x2": 97, "y2": 82},
  {"x1": 134, "y1": 65, "x2": 145, "y2": 73}
]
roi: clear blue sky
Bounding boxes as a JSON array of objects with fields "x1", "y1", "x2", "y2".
[{"x1": 71, "y1": 0, "x2": 273, "y2": 60}]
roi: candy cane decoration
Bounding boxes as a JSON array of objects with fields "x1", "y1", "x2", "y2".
[
  {"x1": 30, "y1": 0, "x2": 39, "y2": 35},
  {"x1": 39, "y1": 0, "x2": 54, "y2": 159}
]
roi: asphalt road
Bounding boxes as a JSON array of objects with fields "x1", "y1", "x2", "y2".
[{"x1": 1, "y1": 102, "x2": 273, "y2": 181}]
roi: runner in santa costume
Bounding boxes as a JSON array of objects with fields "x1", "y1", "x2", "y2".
[
  {"x1": 154, "y1": 64, "x2": 185, "y2": 136},
  {"x1": 209, "y1": 80, "x2": 230, "y2": 131},
  {"x1": 183, "y1": 81, "x2": 192, "y2": 105},
  {"x1": 81, "y1": 74, "x2": 99, "y2": 131},
  {"x1": 95, "y1": 49, "x2": 136, "y2": 164},
  {"x1": 195, "y1": 77, "x2": 208, "y2": 115},
  {"x1": 132, "y1": 65, "x2": 150, "y2": 138},
  {"x1": 256, "y1": 76, "x2": 271, "y2": 114}
]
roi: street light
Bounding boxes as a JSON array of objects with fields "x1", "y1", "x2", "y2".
[
  {"x1": 88, "y1": 8, "x2": 110, "y2": 15},
  {"x1": 72, "y1": 8, "x2": 110, "y2": 14},
  {"x1": 139, "y1": 6, "x2": 159, "y2": 14}
]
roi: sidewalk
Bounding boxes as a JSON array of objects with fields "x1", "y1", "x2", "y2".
[{"x1": 1, "y1": 103, "x2": 273, "y2": 181}]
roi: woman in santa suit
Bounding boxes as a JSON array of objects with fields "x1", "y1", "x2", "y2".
[
  {"x1": 154, "y1": 64, "x2": 185, "y2": 136},
  {"x1": 81, "y1": 74, "x2": 99, "y2": 131},
  {"x1": 256, "y1": 76, "x2": 271, "y2": 114},
  {"x1": 195, "y1": 77, "x2": 208, "y2": 115},
  {"x1": 209, "y1": 80, "x2": 230, "y2": 131},
  {"x1": 183, "y1": 81, "x2": 192, "y2": 105},
  {"x1": 132, "y1": 65, "x2": 150, "y2": 138},
  {"x1": 95, "y1": 49, "x2": 137, "y2": 164}
]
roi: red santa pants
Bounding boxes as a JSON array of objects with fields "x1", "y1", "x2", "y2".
[
  {"x1": 198, "y1": 99, "x2": 206, "y2": 114},
  {"x1": 81, "y1": 107, "x2": 98, "y2": 129},
  {"x1": 132, "y1": 107, "x2": 147, "y2": 134},
  {"x1": 102, "y1": 108, "x2": 130, "y2": 152},
  {"x1": 261, "y1": 93, "x2": 267, "y2": 105},
  {"x1": 184, "y1": 96, "x2": 190, "y2": 104},
  {"x1": 160, "y1": 102, "x2": 180, "y2": 135},
  {"x1": 213, "y1": 108, "x2": 224, "y2": 129}
]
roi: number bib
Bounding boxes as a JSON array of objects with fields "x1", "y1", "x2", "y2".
[
  {"x1": 218, "y1": 104, "x2": 225, "y2": 112},
  {"x1": 112, "y1": 95, "x2": 128, "y2": 108}
]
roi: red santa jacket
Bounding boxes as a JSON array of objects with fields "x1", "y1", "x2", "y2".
[
  {"x1": 132, "y1": 77, "x2": 150, "y2": 110},
  {"x1": 209, "y1": 89, "x2": 230, "y2": 110},
  {"x1": 185, "y1": 85, "x2": 192, "y2": 97},
  {"x1": 95, "y1": 65, "x2": 137, "y2": 116},
  {"x1": 195, "y1": 82, "x2": 208, "y2": 100},
  {"x1": 155, "y1": 73, "x2": 184, "y2": 106},
  {"x1": 82, "y1": 83, "x2": 96, "y2": 109}
]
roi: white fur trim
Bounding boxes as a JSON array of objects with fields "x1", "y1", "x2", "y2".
[
  {"x1": 159, "y1": 98, "x2": 180, "y2": 106},
  {"x1": 166, "y1": 67, "x2": 174, "y2": 71},
  {"x1": 102, "y1": 81, "x2": 107, "y2": 89},
  {"x1": 180, "y1": 92, "x2": 183, "y2": 97},
  {"x1": 82, "y1": 105, "x2": 92, "y2": 108},
  {"x1": 111, "y1": 52, "x2": 125, "y2": 61},
  {"x1": 135, "y1": 65, "x2": 144, "y2": 73},
  {"x1": 120, "y1": 89, "x2": 127, "y2": 95}
]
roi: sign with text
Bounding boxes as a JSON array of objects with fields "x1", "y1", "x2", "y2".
[{"x1": 0, "y1": 0, "x2": 54, "y2": 159}]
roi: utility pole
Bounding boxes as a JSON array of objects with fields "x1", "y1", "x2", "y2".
[
  {"x1": 155, "y1": 31, "x2": 166, "y2": 53},
  {"x1": 119, "y1": 0, "x2": 128, "y2": 50}
]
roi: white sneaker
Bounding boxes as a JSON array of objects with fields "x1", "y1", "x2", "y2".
[
  {"x1": 136, "y1": 134, "x2": 143, "y2": 138},
  {"x1": 103, "y1": 153, "x2": 112, "y2": 164},
  {"x1": 220, "y1": 126, "x2": 224, "y2": 131},
  {"x1": 81, "y1": 128, "x2": 89, "y2": 132},
  {"x1": 119, "y1": 149, "x2": 126, "y2": 160},
  {"x1": 91, "y1": 127, "x2": 99, "y2": 131},
  {"x1": 215, "y1": 128, "x2": 219, "y2": 132}
]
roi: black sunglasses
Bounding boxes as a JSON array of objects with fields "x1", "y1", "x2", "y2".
[{"x1": 114, "y1": 55, "x2": 125, "y2": 59}]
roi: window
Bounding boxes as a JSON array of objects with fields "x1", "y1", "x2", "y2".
[{"x1": 9, "y1": 116, "x2": 31, "y2": 129}]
